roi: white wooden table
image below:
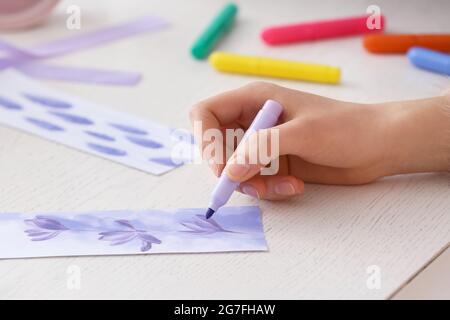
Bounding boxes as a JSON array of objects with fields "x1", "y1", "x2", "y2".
[{"x1": 0, "y1": 0, "x2": 449, "y2": 299}]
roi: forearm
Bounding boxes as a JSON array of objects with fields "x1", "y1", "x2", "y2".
[{"x1": 382, "y1": 94, "x2": 450, "y2": 176}]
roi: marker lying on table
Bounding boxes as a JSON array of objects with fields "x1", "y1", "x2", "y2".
[
  {"x1": 363, "y1": 34, "x2": 450, "y2": 53},
  {"x1": 261, "y1": 14, "x2": 385, "y2": 45},
  {"x1": 191, "y1": 3, "x2": 238, "y2": 59},
  {"x1": 209, "y1": 51, "x2": 341, "y2": 84},
  {"x1": 205, "y1": 100, "x2": 283, "y2": 219},
  {"x1": 407, "y1": 47, "x2": 450, "y2": 75}
]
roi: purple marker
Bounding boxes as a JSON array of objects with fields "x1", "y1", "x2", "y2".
[{"x1": 206, "y1": 100, "x2": 283, "y2": 219}]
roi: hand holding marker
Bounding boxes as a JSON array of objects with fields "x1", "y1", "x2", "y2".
[
  {"x1": 188, "y1": 4, "x2": 450, "y2": 218},
  {"x1": 205, "y1": 100, "x2": 283, "y2": 219},
  {"x1": 191, "y1": 83, "x2": 450, "y2": 215}
]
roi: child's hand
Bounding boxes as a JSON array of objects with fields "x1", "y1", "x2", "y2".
[{"x1": 190, "y1": 82, "x2": 449, "y2": 200}]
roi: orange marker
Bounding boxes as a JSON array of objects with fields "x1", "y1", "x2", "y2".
[{"x1": 363, "y1": 34, "x2": 450, "y2": 53}]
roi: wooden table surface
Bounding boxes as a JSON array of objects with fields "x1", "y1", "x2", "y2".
[{"x1": 0, "y1": 0, "x2": 449, "y2": 299}]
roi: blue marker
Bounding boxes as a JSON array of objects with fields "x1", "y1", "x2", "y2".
[{"x1": 407, "y1": 47, "x2": 450, "y2": 75}]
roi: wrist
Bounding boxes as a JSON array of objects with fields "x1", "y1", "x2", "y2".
[{"x1": 381, "y1": 95, "x2": 450, "y2": 176}]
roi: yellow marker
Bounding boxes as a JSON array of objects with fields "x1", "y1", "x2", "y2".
[{"x1": 209, "y1": 51, "x2": 341, "y2": 84}]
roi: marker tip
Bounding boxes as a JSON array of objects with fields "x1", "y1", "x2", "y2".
[{"x1": 205, "y1": 208, "x2": 215, "y2": 219}]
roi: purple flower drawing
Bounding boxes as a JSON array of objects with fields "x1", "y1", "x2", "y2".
[
  {"x1": 180, "y1": 215, "x2": 236, "y2": 235},
  {"x1": 25, "y1": 216, "x2": 69, "y2": 241},
  {"x1": 24, "y1": 217, "x2": 161, "y2": 252},
  {"x1": 22, "y1": 210, "x2": 246, "y2": 253},
  {"x1": 99, "y1": 220, "x2": 161, "y2": 252}
]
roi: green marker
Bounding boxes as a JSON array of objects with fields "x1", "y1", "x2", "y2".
[{"x1": 191, "y1": 3, "x2": 238, "y2": 60}]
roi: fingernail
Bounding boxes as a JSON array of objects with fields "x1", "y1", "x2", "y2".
[
  {"x1": 274, "y1": 182, "x2": 296, "y2": 196},
  {"x1": 227, "y1": 163, "x2": 250, "y2": 179},
  {"x1": 241, "y1": 185, "x2": 260, "y2": 199}
]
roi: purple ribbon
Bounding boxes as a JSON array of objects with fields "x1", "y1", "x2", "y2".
[
  {"x1": 17, "y1": 63, "x2": 142, "y2": 85},
  {"x1": 0, "y1": 15, "x2": 167, "y2": 85}
]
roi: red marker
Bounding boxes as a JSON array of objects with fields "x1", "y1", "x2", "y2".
[{"x1": 261, "y1": 14, "x2": 385, "y2": 45}]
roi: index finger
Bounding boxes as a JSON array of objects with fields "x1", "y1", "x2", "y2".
[{"x1": 189, "y1": 82, "x2": 278, "y2": 164}]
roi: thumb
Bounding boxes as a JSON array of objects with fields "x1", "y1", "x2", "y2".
[{"x1": 225, "y1": 124, "x2": 294, "y2": 182}]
